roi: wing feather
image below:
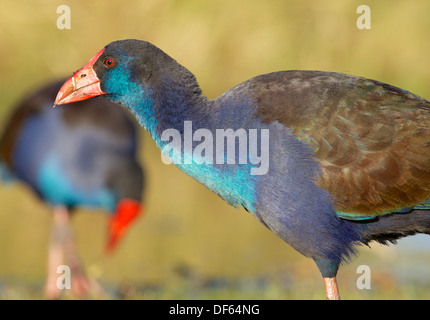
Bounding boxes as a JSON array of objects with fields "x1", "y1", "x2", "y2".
[{"x1": 251, "y1": 70, "x2": 430, "y2": 219}]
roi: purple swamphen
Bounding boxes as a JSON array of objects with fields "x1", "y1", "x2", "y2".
[
  {"x1": 0, "y1": 80, "x2": 144, "y2": 298},
  {"x1": 54, "y1": 39, "x2": 430, "y2": 299}
]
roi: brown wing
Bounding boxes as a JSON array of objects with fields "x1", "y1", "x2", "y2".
[{"x1": 251, "y1": 70, "x2": 430, "y2": 219}]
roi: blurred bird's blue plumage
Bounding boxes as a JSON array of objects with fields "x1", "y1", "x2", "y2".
[{"x1": 1, "y1": 80, "x2": 144, "y2": 213}]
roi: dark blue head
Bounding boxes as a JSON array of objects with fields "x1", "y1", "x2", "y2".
[{"x1": 54, "y1": 39, "x2": 204, "y2": 137}]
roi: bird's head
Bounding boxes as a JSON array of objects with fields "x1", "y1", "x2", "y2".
[
  {"x1": 106, "y1": 198, "x2": 142, "y2": 252},
  {"x1": 55, "y1": 39, "x2": 185, "y2": 108},
  {"x1": 54, "y1": 39, "x2": 203, "y2": 132},
  {"x1": 106, "y1": 160, "x2": 145, "y2": 252}
]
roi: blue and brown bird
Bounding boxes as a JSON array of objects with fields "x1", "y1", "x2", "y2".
[
  {"x1": 0, "y1": 80, "x2": 144, "y2": 299},
  {"x1": 54, "y1": 39, "x2": 430, "y2": 299}
]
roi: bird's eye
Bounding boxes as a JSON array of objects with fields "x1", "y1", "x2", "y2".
[{"x1": 104, "y1": 58, "x2": 115, "y2": 67}]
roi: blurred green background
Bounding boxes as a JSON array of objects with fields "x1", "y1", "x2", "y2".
[{"x1": 0, "y1": 0, "x2": 430, "y2": 299}]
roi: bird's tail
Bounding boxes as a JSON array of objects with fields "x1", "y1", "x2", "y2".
[
  {"x1": 0, "y1": 162, "x2": 16, "y2": 184},
  {"x1": 355, "y1": 210, "x2": 430, "y2": 245}
]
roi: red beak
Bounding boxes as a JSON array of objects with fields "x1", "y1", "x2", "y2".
[
  {"x1": 106, "y1": 199, "x2": 143, "y2": 252},
  {"x1": 54, "y1": 48, "x2": 106, "y2": 106}
]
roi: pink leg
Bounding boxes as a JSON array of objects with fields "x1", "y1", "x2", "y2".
[
  {"x1": 44, "y1": 206, "x2": 70, "y2": 299},
  {"x1": 44, "y1": 206, "x2": 105, "y2": 299},
  {"x1": 324, "y1": 277, "x2": 341, "y2": 300}
]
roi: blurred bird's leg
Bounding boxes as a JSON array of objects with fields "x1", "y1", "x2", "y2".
[
  {"x1": 65, "y1": 241, "x2": 105, "y2": 299},
  {"x1": 44, "y1": 205, "x2": 71, "y2": 299},
  {"x1": 324, "y1": 277, "x2": 340, "y2": 300},
  {"x1": 44, "y1": 206, "x2": 105, "y2": 299},
  {"x1": 61, "y1": 211, "x2": 106, "y2": 299},
  {"x1": 60, "y1": 210, "x2": 90, "y2": 299}
]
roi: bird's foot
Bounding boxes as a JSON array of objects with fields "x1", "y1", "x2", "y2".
[{"x1": 69, "y1": 269, "x2": 105, "y2": 299}]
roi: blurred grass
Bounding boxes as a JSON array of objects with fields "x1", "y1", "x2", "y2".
[{"x1": 0, "y1": 0, "x2": 430, "y2": 299}]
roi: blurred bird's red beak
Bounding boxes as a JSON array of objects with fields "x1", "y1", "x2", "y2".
[
  {"x1": 54, "y1": 48, "x2": 106, "y2": 106},
  {"x1": 106, "y1": 199, "x2": 143, "y2": 252}
]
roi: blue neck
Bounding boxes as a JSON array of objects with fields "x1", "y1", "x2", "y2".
[{"x1": 112, "y1": 83, "x2": 259, "y2": 212}]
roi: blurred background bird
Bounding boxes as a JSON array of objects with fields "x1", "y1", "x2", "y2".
[{"x1": 0, "y1": 80, "x2": 145, "y2": 299}]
